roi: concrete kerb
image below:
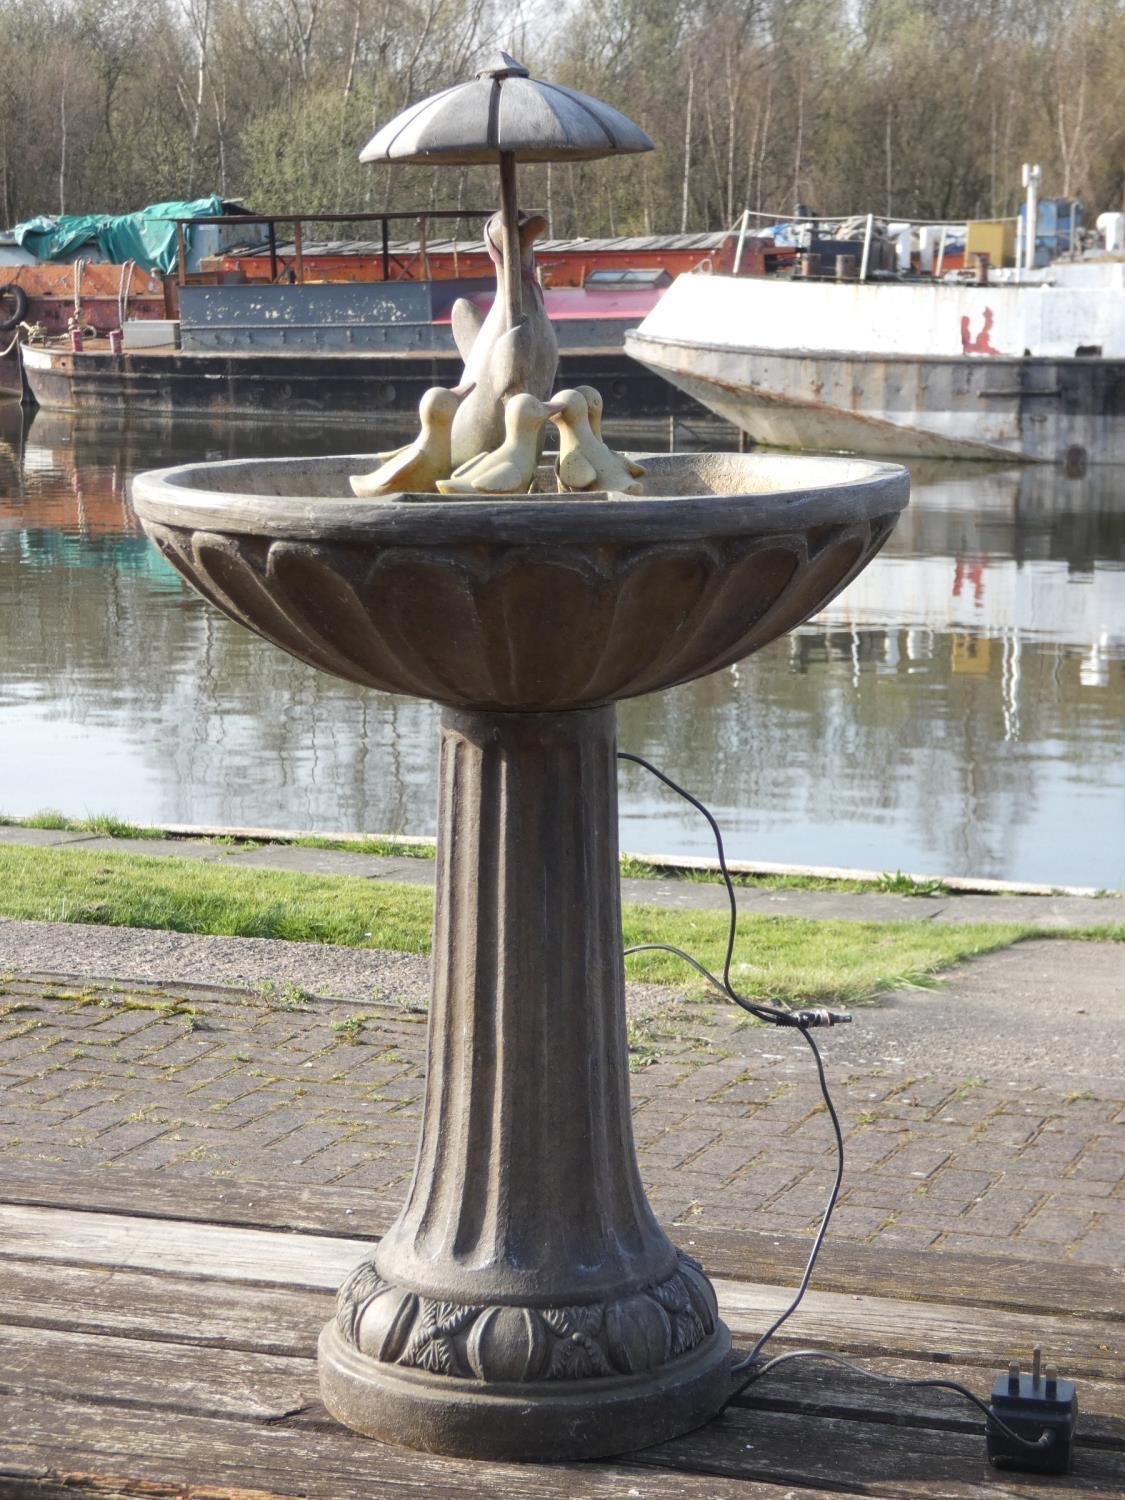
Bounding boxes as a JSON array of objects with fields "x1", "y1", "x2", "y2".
[{"x1": 13, "y1": 818, "x2": 1115, "y2": 900}]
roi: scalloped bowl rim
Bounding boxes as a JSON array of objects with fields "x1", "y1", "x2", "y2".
[{"x1": 130, "y1": 451, "x2": 909, "y2": 544}]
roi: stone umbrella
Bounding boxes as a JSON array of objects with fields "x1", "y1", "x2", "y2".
[{"x1": 359, "y1": 52, "x2": 654, "y2": 330}]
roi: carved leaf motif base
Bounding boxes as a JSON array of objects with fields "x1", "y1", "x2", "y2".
[{"x1": 317, "y1": 705, "x2": 735, "y2": 1459}]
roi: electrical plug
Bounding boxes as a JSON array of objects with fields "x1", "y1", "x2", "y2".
[{"x1": 986, "y1": 1344, "x2": 1077, "y2": 1475}]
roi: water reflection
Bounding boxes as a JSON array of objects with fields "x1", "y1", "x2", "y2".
[{"x1": 1, "y1": 406, "x2": 1122, "y2": 887}]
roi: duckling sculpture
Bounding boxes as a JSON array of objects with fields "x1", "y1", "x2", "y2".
[
  {"x1": 437, "y1": 393, "x2": 560, "y2": 496},
  {"x1": 448, "y1": 210, "x2": 559, "y2": 469},
  {"x1": 549, "y1": 387, "x2": 646, "y2": 495},
  {"x1": 349, "y1": 384, "x2": 470, "y2": 496}
]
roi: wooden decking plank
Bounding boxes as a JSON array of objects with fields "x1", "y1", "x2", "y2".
[
  {"x1": 2, "y1": 1385, "x2": 1121, "y2": 1500},
  {"x1": 0, "y1": 1164, "x2": 396, "y2": 1243},
  {"x1": 8, "y1": 1257, "x2": 1123, "y2": 1442},
  {"x1": 4, "y1": 1317, "x2": 1123, "y2": 1448},
  {"x1": 0, "y1": 1203, "x2": 365, "y2": 1289},
  {"x1": 0, "y1": 1395, "x2": 848, "y2": 1500},
  {"x1": 2, "y1": 1203, "x2": 1121, "y2": 1376},
  {"x1": 1, "y1": 1282, "x2": 1121, "y2": 1497},
  {"x1": 0, "y1": 1257, "x2": 326, "y2": 1356},
  {"x1": 685, "y1": 1225, "x2": 1125, "y2": 1324},
  {"x1": 731, "y1": 1356, "x2": 1125, "y2": 1443},
  {"x1": 631, "y1": 1404, "x2": 1125, "y2": 1497},
  {"x1": 0, "y1": 1479, "x2": 306, "y2": 1500},
  {"x1": 717, "y1": 1279, "x2": 1124, "y2": 1379},
  {"x1": 0, "y1": 1323, "x2": 314, "y2": 1423},
  {"x1": 2, "y1": 1164, "x2": 1119, "y2": 1322}
]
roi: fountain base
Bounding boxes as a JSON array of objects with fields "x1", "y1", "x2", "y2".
[{"x1": 319, "y1": 1316, "x2": 733, "y2": 1461}]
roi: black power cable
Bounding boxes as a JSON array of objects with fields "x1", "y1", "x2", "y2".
[
  {"x1": 617, "y1": 748, "x2": 1054, "y2": 1457},
  {"x1": 735, "y1": 1349, "x2": 1052, "y2": 1455}
]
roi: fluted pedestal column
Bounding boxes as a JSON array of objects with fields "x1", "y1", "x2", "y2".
[{"x1": 319, "y1": 706, "x2": 732, "y2": 1459}]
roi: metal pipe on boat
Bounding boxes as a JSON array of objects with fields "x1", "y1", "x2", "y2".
[
  {"x1": 935, "y1": 226, "x2": 947, "y2": 279},
  {"x1": 859, "y1": 213, "x2": 874, "y2": 280},
  {"x1": 293, "y1": 222, "x2": 304, "y2": 284},
  {"x1": 732, "y1": 208, "x2": 750, "y2": 275},
  {"x1": 1023, "y1": 162, "x2": 1041, "y2": 271}
]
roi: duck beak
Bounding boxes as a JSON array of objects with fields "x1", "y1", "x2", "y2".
[
  {"x1": 544, "y1": 396, "x2": 568, "y2": 417},
  {"x1": 451, "y1": 381, "x2": 476, "y2": 400}
]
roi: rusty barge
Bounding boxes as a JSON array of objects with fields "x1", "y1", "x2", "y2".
[
  {"x1": 19, "y1": 339, "x2": 693, "y2": 426},
  {"x1": 627, "y1": 267, "x2": 1125, "y2": 465},
  {"x1": 11, "y1": 210, "x2": 741, "y2": 423}
]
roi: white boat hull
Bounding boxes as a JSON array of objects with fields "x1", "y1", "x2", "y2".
[{"x1": 627, "y1": 275, "x2": 1125, "y2": 464}]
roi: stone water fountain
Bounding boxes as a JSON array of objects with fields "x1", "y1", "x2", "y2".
[{"x1": 132, "y1": 55, "x2": 909, "y2": 1464}]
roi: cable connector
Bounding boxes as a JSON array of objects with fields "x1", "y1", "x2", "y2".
[{"x1": 790, "y1": 1007, "x2": 853, "y2": 1028}]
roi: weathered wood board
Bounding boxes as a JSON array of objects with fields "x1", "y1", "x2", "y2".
[
  {"x1": 4, "y1": 1164, "x2": 1120, "y2": 1321},
  {"x1": 0, "y1": 1170, "x2": 1122, "y2": 1498}
]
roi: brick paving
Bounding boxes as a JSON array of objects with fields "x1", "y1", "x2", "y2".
[{"x1": 1, "y1": 969, "x2": 1122, "y2": 1266}]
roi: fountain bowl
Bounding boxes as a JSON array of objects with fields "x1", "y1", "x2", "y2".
[{"x1": 131, "y1": 451, "x2": 909, "y2": 713}]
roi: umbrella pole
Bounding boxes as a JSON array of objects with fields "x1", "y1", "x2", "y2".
[{"x1": 498, "y1": 150, "x2": 522, "y2": 330}]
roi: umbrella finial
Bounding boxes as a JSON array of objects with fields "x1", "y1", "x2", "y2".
[{"x1": 476, "y1": 51, "x2": 530, "y2": 80}]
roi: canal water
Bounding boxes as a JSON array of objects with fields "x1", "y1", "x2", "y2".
[{"x1": 1, "y1": 403, "x2": 1122, "y2": 889}]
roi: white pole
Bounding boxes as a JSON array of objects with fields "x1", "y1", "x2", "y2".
[
  {"x1": 1022, "y1": 162, "x2": 1041, "y2": 271},
  {"x1": 732, "y1": 208, "x2": 750, "y2": 275},
  {"x1": 859, "y1": 212, "x2": 874, "y2": 281},
  {"x1": 935, "y1": 225, "x2": 947, "y2": 278}
]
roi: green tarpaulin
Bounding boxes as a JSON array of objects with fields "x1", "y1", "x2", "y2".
[{"x1": 9, "y1": 196, "x2": 226, "y2": 273}]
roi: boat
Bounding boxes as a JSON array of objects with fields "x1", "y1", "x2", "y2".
[
  {"x1": 627, "y1": 227, "x2": 1125, "y2": 466},
  {"x1": 12, "y1": 208, "x2": 729, "y2": 424},
  {"x1": 0, "y1": 197, "x2": 246, "y2": 402},
  {"x1": 19, "y1": 337, "x2": 705, "y2": 426}
]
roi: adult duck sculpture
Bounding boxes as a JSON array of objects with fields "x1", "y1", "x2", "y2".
[{"x1": 448, "y1": 210, "x2": 558, "y2": 468}]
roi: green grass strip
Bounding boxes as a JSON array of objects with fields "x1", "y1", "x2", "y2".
[
  {"x1": 1, "y1": 809, "x2": 168, "y2": 840},
  {"x1": 0, "y1": 844, "x2": 1121, "y2": 1005},
  {"x1": 7, "y1": 812, "x2": 1110, "y2": 896}
]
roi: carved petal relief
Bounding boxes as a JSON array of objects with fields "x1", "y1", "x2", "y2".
[
  {"x1": 336, "y1": 1249, "x2": 719, "y2": 1384},
  {"x1": 142, "y1": 518, "x2": 899, "y2": 710}
]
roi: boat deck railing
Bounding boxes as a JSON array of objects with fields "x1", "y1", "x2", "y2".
[{"x1": 170, "y1": 210, "x2": 498, "y2": 286}]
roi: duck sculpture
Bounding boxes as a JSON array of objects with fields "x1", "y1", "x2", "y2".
[
  {"x1": 575, "y1": 384, "x2": 604, "y2": 439},
  {"x1": 549, "y1": 387, "x2": 646, "y2": 495},
  {"x1": 448, "y1": 210, "x2": 559, "y2": 469},
  {"x1": 437, "y1": 393, "x2": 561, "y2": 496},
  {"x1": 349, "y1": 384, "x2": 471, "y2": 496}
]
